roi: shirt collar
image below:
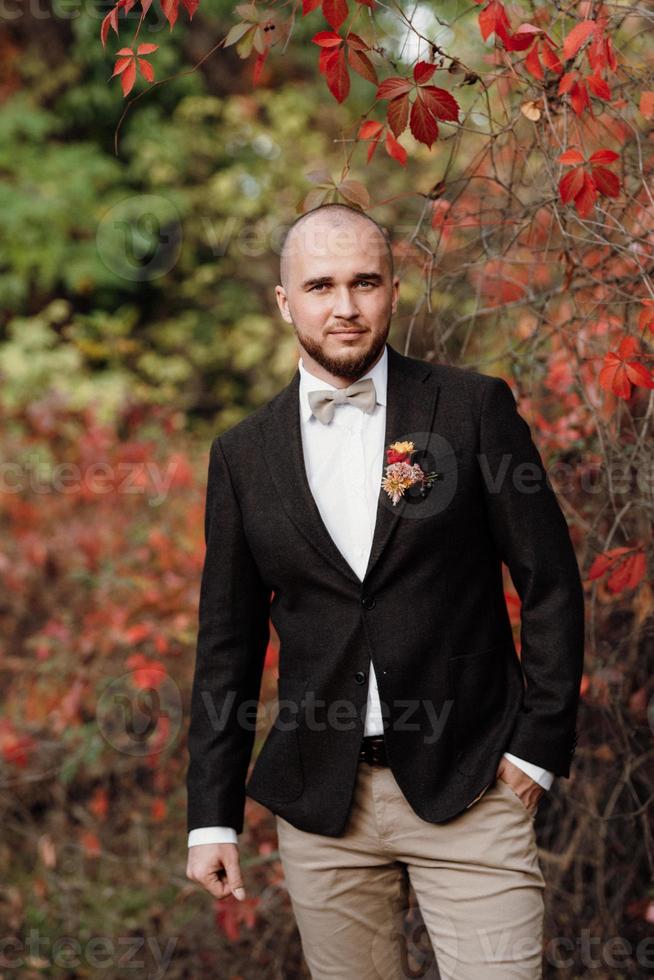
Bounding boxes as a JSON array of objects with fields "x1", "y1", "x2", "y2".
[{"x1": 298, "y1": 343, "x2": 388, "y2": 423}]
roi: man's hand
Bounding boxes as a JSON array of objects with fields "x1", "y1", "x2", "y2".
[
  {"x1": 186, "y1": 843, "x2": 246, "y2": 901},
  {"x1": 496, "y1": 756, "x2": 544, "y2": 817}
]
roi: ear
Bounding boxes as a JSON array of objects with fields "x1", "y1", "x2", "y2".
[
  {"x1": 391, "y1": 276, "x2": 400, "y2": 314},
  {"x1": 275, "y1": 285, "x2": 293, "y2": 324}
]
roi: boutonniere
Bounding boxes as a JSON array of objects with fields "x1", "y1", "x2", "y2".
[{"x1": 381, "y1": 441, "x2": 441, "y2": 506}]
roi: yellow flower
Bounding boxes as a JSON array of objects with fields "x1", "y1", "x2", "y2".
[{"x1": 389, "y1": 440, "x2": 414, "y2": 454}]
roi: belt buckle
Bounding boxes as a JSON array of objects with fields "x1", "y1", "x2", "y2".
[{"x1": 362, "y1": 735, "x2": 386, "y2": 766}]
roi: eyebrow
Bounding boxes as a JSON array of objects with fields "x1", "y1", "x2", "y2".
[{"x1": 300, "y1": 272, "x2": 384, "y2": 289}]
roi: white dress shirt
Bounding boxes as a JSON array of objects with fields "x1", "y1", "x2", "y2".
[{"x1": 188, "y1": 344, "x2": 554, "y2": 847}]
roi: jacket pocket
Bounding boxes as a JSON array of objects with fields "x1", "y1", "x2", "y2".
[{"x1": 245, "y1": 676, "x2": 308, "y2": 804}]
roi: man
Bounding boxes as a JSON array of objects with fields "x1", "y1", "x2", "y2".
[{"x1": 186, "y1": 203, "x2": 585, "y2": 978}]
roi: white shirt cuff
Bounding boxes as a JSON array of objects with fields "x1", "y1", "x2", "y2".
[
  {"x1": 503, "y1": 752, "x2": 555, "y2": 790},
  {"x1": 188, "y1": 826, "x2": 239, "y2": 847}
]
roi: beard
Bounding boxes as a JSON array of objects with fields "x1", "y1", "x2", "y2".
[{"x1": 293, "y1": 321, "x2": 391, "y2": 382}]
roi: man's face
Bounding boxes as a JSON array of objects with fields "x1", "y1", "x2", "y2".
[{"x1": 275, "y1": 216, "x2": 399, "y2": 381}]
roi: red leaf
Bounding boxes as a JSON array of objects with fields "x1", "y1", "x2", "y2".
[
  {"x1": 513, "y1": 21, "x2": 541, "y2": 36},
  {"x1": 318, "y1": 45, "x2": 338, "y2": 75},
  {"x1": 599, "y1": 357, "x2": 631, "y2": 399},
  {"x1": 358, "y1": 120, "x2": 383, "y2": 139},
  {"x1": 505, "y1": 27, "x2": 537, "y2": 52},
  {"x1": 569, "y1": 79, "x2": 590, "y2": 116},
  {"x1": 346, "y1": 32, "x2": 370, "y2": 50},
  {"x1": 120, "y1": 60, "x2": 136, "y2": 95},
  {"x1": 562, "y1": 20, "x2": 596, "y2": 61},
  {"x1": 558, "y1": 71, "x2": 575, "y2": 94},
  {"x1": 358, "y1": 120, "x2": 383, "y2": 163},
  {"x1": 587, "y1": 550, "x2": 621, "y2": 580},
  {"x1": 136, "y1": 42, "x2": 158, "y2": 54},
  {"x1": 625, "y1": 360, "x2": 654, "y2": 389},
  {"x1": 325, "y1": 46, "x2": 350, "y2": 102},
  {"x1": 365, "y1": 138, "x2": 379, "y2": 163},
  {"x1": 586, "y1": 72, "x2": 610, "y2": 100},
  {"x1": 100, "y1": 0, "x2": 135, "y2": 47},
  {"x1": 588, "y1": 548, "x2": 647, "y2": 593},
  {"x1": 323, "y1": 0, "x2": 348, "y2": 30},
  {"x1": 559, "y1": 149, "x2": 584, "y2": 165},
  {"x1": 589, "y1": 148, "x2": 619, "y2": 165},
  {"x1": 599, "y1": 336, "x2": 654, "y2": 399},
  {"x1": 385, "y1": 94, "x2": 409, "y2": 137},
  {"x1": 540, "y1": 39, "x2": 563, "y2": 74},
  {"x1": 420, "y1": 85, "x2": 460, "y2": 122},
  {"x1": 138, "y1": 57, "x2": 155, "y2": 82},
  {"x1": 303, "y1": 0, "x2": 322, "y2": 13},
  {"x1": 478, "y1": 1, "x2": 512, "y2": 45},
  {"x1": 558, "y1": 166, "x2": 584, "y2": 204},
  {"x1": 111, "y1": 55, "x2": 134, "y2": 77},
  {"x1": 385, "y1": 129, "x2": 407, "y2": 166},
  {"x1": 347, "y1": 46, "x2": 378, "y2": 85},
  {"x1": 410, "y1": 94, "x2": 439, "y2": 147},
  {"x1": 607, "y1": 552, "x2": 646, "y2": 593},
  {"x1": 101, "y1": 8, "x2": 119, "y2": 46},
  {"x1": 591, "y1": 165, "x2": 619, "y2": 197},
  {"x1": 414, "y1": 60, "x2": 436, "y2": 84},
  {"x1": 587, "y1": 19, "x2": 614, "y2": 75},
  {"x1": 376, "y1": 75, "x2": 413, "y2": 100},
  {"x1": 574, "y1": 172, "x2": 597, "y2": 216},
  {"x1": 524, "y1": 44, "x2": 543, "y2": 80},
  {"x1": 160, "y1": 0, "x2": 178, "y2": 28},
  {"x1": 312, "y1": 30, "x2": 342, "y2": 47},
  {"x1": 615, "y1": 335, "x2": 638, "y2": 358}
]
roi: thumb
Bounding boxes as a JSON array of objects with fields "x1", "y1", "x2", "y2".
[{"x1": 223, "y1": 851, "x2": 246, "y2": 901}]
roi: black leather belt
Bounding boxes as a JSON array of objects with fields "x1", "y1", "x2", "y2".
[{"x1": 358, "y1": 734, "x2": 388, "y2": 765}]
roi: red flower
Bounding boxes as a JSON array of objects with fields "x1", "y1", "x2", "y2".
[{"x1": 386, "y1": 448, "x2": 411, "y2": 464}]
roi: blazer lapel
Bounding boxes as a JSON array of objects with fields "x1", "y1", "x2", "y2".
[
  {"x1": 258, "y1": 342, "x2": 441, "y2": 586},
  {"x1": 362, "y1": 344, "x2": 440, "y2": 581},
  {"x1": 258, "y1": 369, "x2": 361, "y2": 585}
]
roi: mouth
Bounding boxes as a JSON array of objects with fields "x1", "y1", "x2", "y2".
[{"x1": 329, "y1": 328, "x2": 366, "y2": 336}]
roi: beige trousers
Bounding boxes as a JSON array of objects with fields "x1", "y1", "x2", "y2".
[{"x1": 275, "y1": 760, "x2": 546, "y2": 980}]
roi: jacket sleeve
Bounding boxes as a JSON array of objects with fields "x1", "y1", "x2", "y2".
[
  {"x1": 478, "y1": 376, "x2": 585, "y2": 777},
  {"x1": 186, "y1": 436, "x2": 271, "y2": 833}
]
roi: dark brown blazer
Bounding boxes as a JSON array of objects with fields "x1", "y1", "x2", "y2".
[{"x1": 186, "y1": 342, "x2": 585, "y2": 837}]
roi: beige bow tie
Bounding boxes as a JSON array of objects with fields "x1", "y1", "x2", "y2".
[{"x1": 307, "y1": 376, "x2": 377, "y2": 425}]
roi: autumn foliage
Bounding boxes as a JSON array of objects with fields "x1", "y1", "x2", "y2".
[
  {"x1": 101, "y1": 1, "x2": 654, "y2": 400},
  {"x1": 98, "y1": 0, "x2": 654, "y2": 959},
  {"x1": 1, "y1": 0, "x2": 651, "y2": 972}
]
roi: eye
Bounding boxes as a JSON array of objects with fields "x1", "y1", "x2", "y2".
[{"x1": 310, "y1": 280, "x2": 375, "y2": 291}]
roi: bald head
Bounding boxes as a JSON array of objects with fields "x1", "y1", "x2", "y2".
[{"x1": 279, "y1": 204, "x2": 394, "y2": 292}]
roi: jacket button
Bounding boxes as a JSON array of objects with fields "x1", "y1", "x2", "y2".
[
  {"x1": 354, "y1": 671, "x2": 367, "y2": 684},
  {"x1": 361, "y1": 596, "x2": 376, "y2": 609}
]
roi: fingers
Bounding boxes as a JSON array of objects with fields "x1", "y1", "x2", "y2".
[
  {"x1": 186, "y1": 843, "x2": 247, "y2": 901},
  {"x1": 222, "y1": 847, "x2": 246, "y2": 901}
]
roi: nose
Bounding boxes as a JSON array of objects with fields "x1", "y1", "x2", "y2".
[{"x1": 331, "y1": 286, "x2": 359, "y2": 320}]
